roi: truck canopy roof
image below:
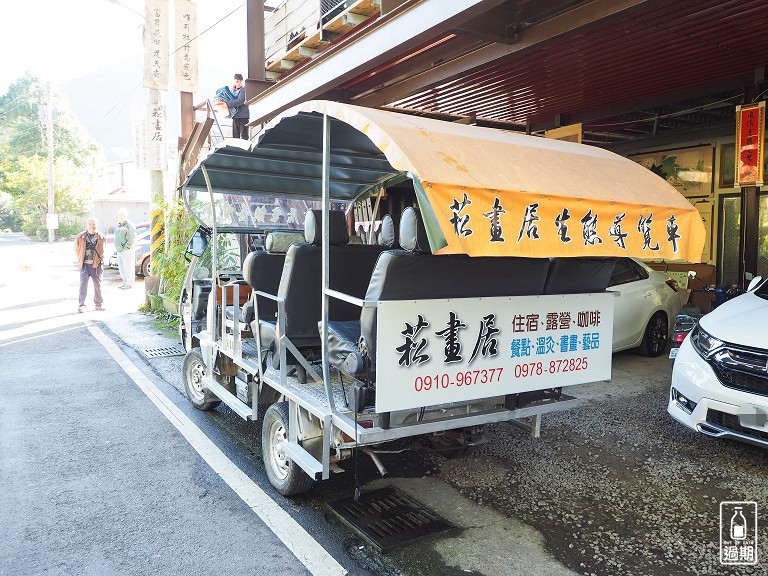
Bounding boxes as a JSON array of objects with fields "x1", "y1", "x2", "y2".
[{"x1": 182, "y1": 100, "x2": 705, "y2": 261}]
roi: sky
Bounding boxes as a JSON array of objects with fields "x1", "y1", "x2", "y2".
[{"x1": 0, "y1": 0, "x2": 250, "y2": 158}]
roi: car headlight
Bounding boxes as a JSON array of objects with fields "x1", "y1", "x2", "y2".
[{"x1": 690, "y1": 324, "x2": 724, "y2": 358}]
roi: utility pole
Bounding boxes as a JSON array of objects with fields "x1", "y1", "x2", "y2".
[{"x1": 46, "y1": 84, "x2": 55, "y2": 243}]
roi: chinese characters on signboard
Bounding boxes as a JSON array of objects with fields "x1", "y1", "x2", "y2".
[
  {"x1": 376, "y1": 294, "x2": 613, "y2": 412},
  {"x1": 174, "y1": 0, "x2": 198, "y2": 93},
  {"x1": 133, "y1": 103, "x2": 168, "y2": 171},
  {"x1": 446, "y1": 194, "x2": 681, "y2": 255},
  {"x1": 144, "y1": 0, "x2": 169, "y2": 91},
  {"x1": 735, "y1": 102, "x2": 765, "y2": 186}
]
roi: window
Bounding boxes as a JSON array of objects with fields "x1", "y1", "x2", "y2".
[{"x1": 609, "y1": 258, "x2": 647, "y2": 287}]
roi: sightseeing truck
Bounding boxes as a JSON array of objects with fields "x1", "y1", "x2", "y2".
[{"x1": 178, "y1": 101, "x2": 705, "y2": 496}]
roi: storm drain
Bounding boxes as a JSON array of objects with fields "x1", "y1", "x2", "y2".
[
  {"x1": 328, "y1": 487, "x2": 453, "y2": 551},
  {"x1": 142, "y1": 345, "x2": 186, "y2": 359}
]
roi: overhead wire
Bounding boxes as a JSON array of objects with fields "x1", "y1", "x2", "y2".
[
  {"x1": 3, "y1": 3, "x2": 247, "y2": 155},
  {"x1": 87, "y1": 2, "x2": 246, "y2": 138},
  {"x1": 0, "y1": 99, "x2": 26, "y2": 119}
]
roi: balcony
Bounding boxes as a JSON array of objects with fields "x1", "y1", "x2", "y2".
[{"x1": 264, "y1": 0, "x2": 381, "y2": 79}]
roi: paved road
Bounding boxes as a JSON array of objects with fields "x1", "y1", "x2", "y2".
[{"x1": 0, "y1": 236, "x2": 349, "y2": 576}]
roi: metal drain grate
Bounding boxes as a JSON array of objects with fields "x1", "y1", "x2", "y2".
[
  {"x1": 328, "y1": 487, "x2": 453, "y2": 551},
  {"x1": 142, "y1": 345, "x2": 186, "y2": 359}
]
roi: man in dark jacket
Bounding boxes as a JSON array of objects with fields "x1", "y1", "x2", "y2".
[
  {"x1": 229, "y1": 73, "x2": 250, "y2": 139},
  {"x1": 74, "y1": 217, "x2": 106, "y2": 313}
]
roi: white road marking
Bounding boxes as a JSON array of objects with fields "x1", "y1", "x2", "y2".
[{"x1": 87, "y1": 323, "x2": 348, "y2": 576}]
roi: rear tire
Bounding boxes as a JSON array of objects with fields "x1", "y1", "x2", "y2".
[
  {"x1": 140, "y1": 256, "x2": 152, "y2": 277},
  {"x1": 639, "y1": 312, "x2": 668, "y2": 357},
  {"x1": 262, "y1": 402, "x2": 314, "y2": 496},
  {"x1": 183, "y1": 348, "x2": 221, "y2": 410}
]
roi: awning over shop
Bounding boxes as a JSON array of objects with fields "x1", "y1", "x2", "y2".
[{"x1": 182, "y1": 100, "x2": 705, "y2": 262}]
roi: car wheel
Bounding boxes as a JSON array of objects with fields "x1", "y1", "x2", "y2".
[
  {"x1": 182, "y1": 348, "x2": 221, "y2": 411},
  {"x1": 140, "y1": 256, "x2": 151, "y2": 277},
  {"x1": 639, "y1": 312, "x2": 668, "y2": 357},
  {"x1": 262, "y1": 402, "x2": 314, "y2": 496}
]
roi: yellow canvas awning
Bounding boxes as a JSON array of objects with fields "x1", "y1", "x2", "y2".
[
  {"x1": 185, "y1": 100, "x2": 705, "y2": 261},
  {"x1": 272, "y1": 101, "x2": 705, "y2": 262}
]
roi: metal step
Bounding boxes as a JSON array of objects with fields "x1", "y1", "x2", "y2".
[
  {"x1": 204, "y1": 377, "x2": 253, "y2": 420},
  {"x1": 282, "y1": 441, "x2": 323, "y2": 479}
]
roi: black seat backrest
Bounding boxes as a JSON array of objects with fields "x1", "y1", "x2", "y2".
[
  {"x1": 278, "y1": 210, "x2": 387, "y2": 348},
  {"x1": 192, "y1": 280, "x2": 212, "y2": 320},
  {"x1": 243, "y1": 231, "x2": 305, "y2": 320},
  {"x1": 542, "y1": 257, "x2": 616, "y2": 294},
  {"x1": 359, "y1": 207, "x2": 551, "y2": 369}
]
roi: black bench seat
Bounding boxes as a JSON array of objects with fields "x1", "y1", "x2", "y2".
[{"x1": 324, "y1": 206, "x2": 616, "y2": 382}]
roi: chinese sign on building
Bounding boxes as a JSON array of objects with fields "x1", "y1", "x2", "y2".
[
  {"x1": 133, "y1": 103, "x2": 168, "y2": 171},
  {"x1": 375, "y1": 293, "x2": 613, "y2": 412},
  {"x1": 735, "y1": 102, "x2": 765, "y2": 186},
  {"x1": 174, "y1": 0, "x2": 198, "y2": 93},
  {"x1": 144, "y1": 0, "x2": 169, "y2": 91}
]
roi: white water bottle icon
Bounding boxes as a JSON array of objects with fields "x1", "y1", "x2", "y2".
[{"x1": 731, "y1": 506, "x2": 747, "y2": 540}]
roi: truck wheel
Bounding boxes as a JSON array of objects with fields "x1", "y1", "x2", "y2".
[
  {"x1": 262, "y1": 402, "x2": 314, "y2": 496},
  {"x1": 183, "y1": 348, "x2": 221, "y2": 410},
  {"x1": 639, "y1": 312, "x2": 668, "y2": 357}
]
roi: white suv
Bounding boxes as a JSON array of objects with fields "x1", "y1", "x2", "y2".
[{"x1": 668, "y1": 276, "x2": 768, "y2": 447}]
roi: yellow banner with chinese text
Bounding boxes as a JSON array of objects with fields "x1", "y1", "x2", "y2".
[{"x1": 425, "y1": 183, "x2": 706, "y2": 262}]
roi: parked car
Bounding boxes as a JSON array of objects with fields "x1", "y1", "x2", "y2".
[
  {"x1": 105, "y1": 222, "x2": 150, "y2": 270},
  {"x1": 608, "y1": 257, "x2": 681, "y2": 356},
  {"x1": 668, "y1": 276, "x2": 768, "y2": 447},
  {"x1": 107, "y1": 229, "x2": 152, "y2": 277}
]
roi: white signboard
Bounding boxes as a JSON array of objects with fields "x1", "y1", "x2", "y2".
[
  {"x1": 375, "y1": 293, "x2": 614, "y2": 413},
  {"x1": 174, "y1": 0, "x2": 198, "y2": 93},
  {"x1": 144, "y1": 0, "x2": 169, "y2": 91},
  {"x1": 133, "y1": 103, "x2": 168, "y2": 171}
]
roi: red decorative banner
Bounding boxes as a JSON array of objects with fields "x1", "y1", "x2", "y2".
[{"x1": 735, "y1": 102, "x2": 765, "y2": 186}]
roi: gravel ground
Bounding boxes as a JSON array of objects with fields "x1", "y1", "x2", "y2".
[{"x1": 426, "y1": 351, "x2": 767, "y2": 576}]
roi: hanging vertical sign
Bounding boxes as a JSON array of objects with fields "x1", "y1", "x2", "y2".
[
  {"x1": 174, "y1": 0, "x2": 198, "y2": 93},
  {"x1": 144, "y1": 0, "x2": 169, "y2": 91},
  {"x1": 734, "y1": 101, "x2": 765, "y2": 187},
  {"x1": 133, "y1": 102, "x2": 168, "y2": 171}
]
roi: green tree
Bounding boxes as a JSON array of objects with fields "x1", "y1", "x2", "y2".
[{"x1": 0, "y1": 73, "x2": 102, "y2": 236}]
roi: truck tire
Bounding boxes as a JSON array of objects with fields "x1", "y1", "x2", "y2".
[
  {"x1": 262, "y1": 402, "x2": 314, "y2": 496},
  {"x1": 183, "y1": 348, "x2": 221, "y2": 410}
]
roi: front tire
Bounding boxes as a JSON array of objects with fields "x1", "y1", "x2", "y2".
[
  {"x1": 639, "y1": 312, "x2": 668, "y2": 357},
  {"x1": 183, "y1": 348, "x2": 221, "y2": 410},
  {"x1": 262, "y1": 402, "x2": 314, "y2": 496}
]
